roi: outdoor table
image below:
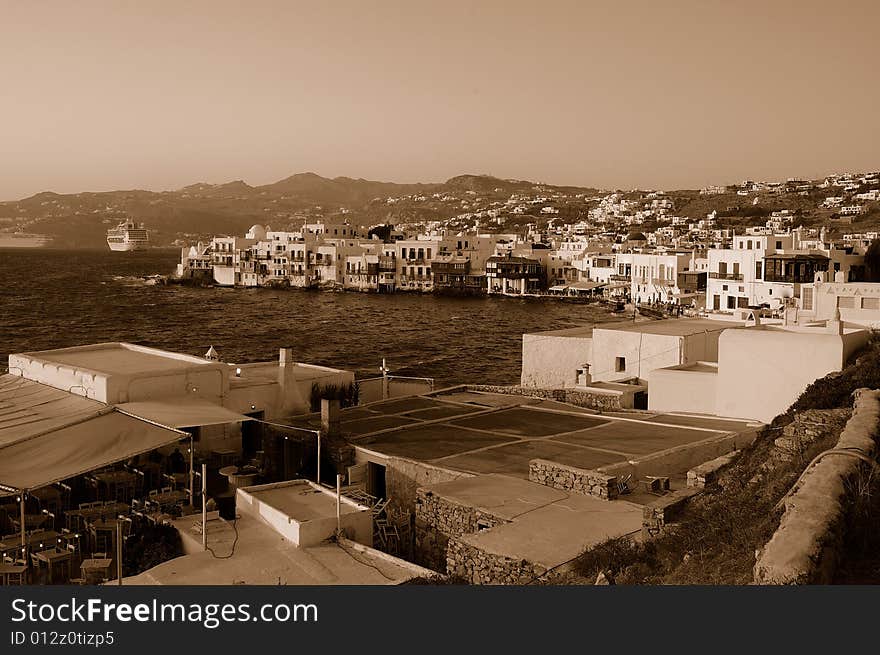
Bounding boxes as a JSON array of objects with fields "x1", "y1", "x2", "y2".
[
  {"x1": 0, "y1": 529, "x2": 59, "y2": 555},
  {"x1": 65, "y1": 502, "x2": 130, "y2": 531},
  {"x1": 34, "y1": 548, "x2": 72, "y2": 584},
  {"x1": 213, "y1": 448, "x2": 237, "y2": 468},
  {"x1": 150, "y1": 490, "x2": 188, "y2": 510},
  {"x1": 0, "y1": 562, "x2": 28, "y2": 585},
  {"x1": 93, "y1": 471, "x2": 138, "y2": 503},
  {"x1": 11, "y1": 513, "x2": 50, "y2": 532},
  {"x1": 80, "y1": 558, "x2": 112, "y2": 584}
]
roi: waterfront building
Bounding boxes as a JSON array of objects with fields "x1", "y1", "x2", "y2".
[
  {"x1": 431, "y1": 252, "x2": 485, "y2": 295},
  {"x1": 705, "y1": 232, "x2": 864, "y2": 312},
  {"x1": 176, "y1": 241, "x2": 213, "y2": 280},
  {"x1": 628, "y1": 252, "x2": 692, "y2": 304},
  {"x1": 486, "y1": 253, "x2": 545, "y2": 295},
  {"x1": 395, "y1": 237, "x2": 442, "y2": 292}
]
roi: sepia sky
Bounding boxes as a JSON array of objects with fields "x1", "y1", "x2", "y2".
[{"x1": 1, "y1": 0, "x2": 878, "y2": 199}]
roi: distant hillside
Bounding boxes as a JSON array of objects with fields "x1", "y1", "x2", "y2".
[{"x1": 0, "y1": 172, "x2": 600, "y2": 248}]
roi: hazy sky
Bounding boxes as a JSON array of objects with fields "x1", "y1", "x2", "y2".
[{"x1": 1, "y1": 0, "x2": 878, "y2": 199}]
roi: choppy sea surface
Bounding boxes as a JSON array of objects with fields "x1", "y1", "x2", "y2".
[{"x1": 0, "y1": 248, "x2": 620, "y2": 386}]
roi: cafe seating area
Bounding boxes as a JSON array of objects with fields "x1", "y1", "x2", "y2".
[{"x1": 0, "y1": 445, "x2": 234, "y2": 585}]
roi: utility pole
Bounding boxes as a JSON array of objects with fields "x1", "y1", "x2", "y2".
[{"x1": 380, "y1": 358, "x2": 390, "y2": 400}]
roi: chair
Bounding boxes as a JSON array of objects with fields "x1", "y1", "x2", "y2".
[{"x1": 92, "y1": 552, "x2": 107, "y2": 560}]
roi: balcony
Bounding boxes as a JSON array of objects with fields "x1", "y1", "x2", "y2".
[
  {"x1": 709, "y1": 272, "x2": 744, "y2": 281},
  {"x1": 610, "y1": 274, "x2": 631, "y2": 282}
]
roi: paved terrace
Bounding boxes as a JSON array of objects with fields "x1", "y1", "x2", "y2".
[
  {"x1": 291, "y1": 389, "x2": 760, "y2": 483},
  {"x1": 124, "y1": 513, "x2": 425, "y2": 585}
]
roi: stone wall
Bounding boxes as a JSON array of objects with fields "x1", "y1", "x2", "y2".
[
  {"x1": 772, "y1": 408, "x2": 851, "y2": 462},
  {"x1": 467, "y1": 384, "x2": 623, "y2": 412},
  {"x1": 385, "y1": 457, "x2": 471, "y2": 516},
  {"x1": 642, "y1": 488, "x2": 702, "y2": 538},
  {"x1": 413, "y1": 489, "x2": 508, "y2": 572},
  {"x1": 687, "y1": 451, "x2": 740, "y2": 488},
  {"x1": 528, "y1": 458, "x2": 618, "y2": 500},
  {"x1": 754, "y1": 389, "x2": 880, "y2": 584},
  {"x1": 446, "y1": 538, "x2": 545, "y2": 585}
]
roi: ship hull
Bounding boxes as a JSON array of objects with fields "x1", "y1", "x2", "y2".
[{"x1": 107, "y1": 240, "x2": 148, "y2": 252}]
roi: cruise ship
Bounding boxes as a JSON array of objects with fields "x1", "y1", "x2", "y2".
[{"x1": 106, "y1": 218, "x2": 150, "y2": 251}]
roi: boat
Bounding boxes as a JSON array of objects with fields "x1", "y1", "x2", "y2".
[{"x1": 106, "y1": 218, "x2": 149, "y2": 251}]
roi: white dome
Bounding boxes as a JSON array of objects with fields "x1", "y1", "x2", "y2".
[{"x1": 246, "y1": 224, "x2": 267, "y2": 240}]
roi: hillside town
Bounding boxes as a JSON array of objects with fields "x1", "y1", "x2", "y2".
[{"x1": 177, "y1": 170, "x2": 880, "y2": 317}]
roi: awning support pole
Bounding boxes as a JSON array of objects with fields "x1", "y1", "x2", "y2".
[
  {"x1": 201, "y1": 463, "x2": 207, "y2": 552},
  {"x1": 19, "y1": 491, "x2": 26, "y2": 552},
  {"x1": 317, "y1": 431, "x2": 322, "y2": 485},
  {"x1": 188, "y1": 434, "x2": 194, "y2": 506},
  {"x1": 117, "y1": 521, "x2": 123, "y2": 585},
  {"x1": 336, "y1": 474, "x2": 342, "y2": 535}
]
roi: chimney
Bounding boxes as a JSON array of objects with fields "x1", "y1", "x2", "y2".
[
  {"x1": 279, "y1": 347, "x2": 294, "y2": 366},
  {"x1": 321, "y1": 398, "x2": 341, "y2": 437}
]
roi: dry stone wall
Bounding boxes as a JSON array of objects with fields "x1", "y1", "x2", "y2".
[
  {"x1": 446, "y1": 538, "x2": 546, "y2": 585},
  {"x1": 467, "y1": 384, "x2": 623, "y2": 412},
  {"x1": 414, "y1": 489, "x2": 508, "y2": 572},
  {"x1": 529, "y1": 458, "x2": 618, "y2": 499}
]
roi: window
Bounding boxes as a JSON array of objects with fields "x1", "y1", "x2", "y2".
[
  {"x1": 747, "y1": 240, "x2": 753, "y2": 250},
  {"x1": 756, "y1": 261, "x2": 762, "y2": 279},
  {"x1": 776, "y1": 241, "x2": 783, "y2": 249},
  {"x1": 837, "y1": 296, "x2": 856, "y2": 309},
  {"x1": 615, "y1": 357, "x2": 626, "y2": 373},
  {"x1": 802, "y1": 287, "x2": 813, "y2": 311},
  {"x1": 862, "y1": 298, "x2": 880, "y2": 310}
]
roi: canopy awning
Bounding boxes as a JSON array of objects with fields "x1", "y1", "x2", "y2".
[
  {"x1": 569, "y1": 280, "x2": 603, "y2": 291},
  {"x1": 116, "y1": 399, "x2": 253, "y2": 429},
  {"x1": 604, "y1": 281, "x2": 631, "y2": 290},
  {"x1": 0, "y1": 410, "x2": 186, "y2": 492},
  {"x1": 673, "y1": 291, "x2": 703, "y2": 299},
  {"x1": 548, "y1": 285, "x2": 568, "y2": 292}
]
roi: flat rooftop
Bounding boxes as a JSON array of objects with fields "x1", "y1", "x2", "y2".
[
  {"x1": 248, "y1": 483, "x2": 359, "y2": 521},
  {"x1": 16, "y1": 342, "x2": 209, "y2": 376},
  {"x1": 424, "y1": 474, "x2": 643, "y2": 569},
  {"x1": 528, "y1": 317, "x2": 744, "y2": 339},
  {"x1": 318, "y1": 389, "x2": 762, "y2": 480}
]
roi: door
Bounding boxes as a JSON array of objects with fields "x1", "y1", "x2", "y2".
[
  {"x1": 367, "y1": 462, "x2": 387, "y2": 500},
  {"x1": 713, "y1": 294, "x2": 720, "y2": 310},
  {"x1": 242, "y1": 411, "x2": 264, "y2": 461}
]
